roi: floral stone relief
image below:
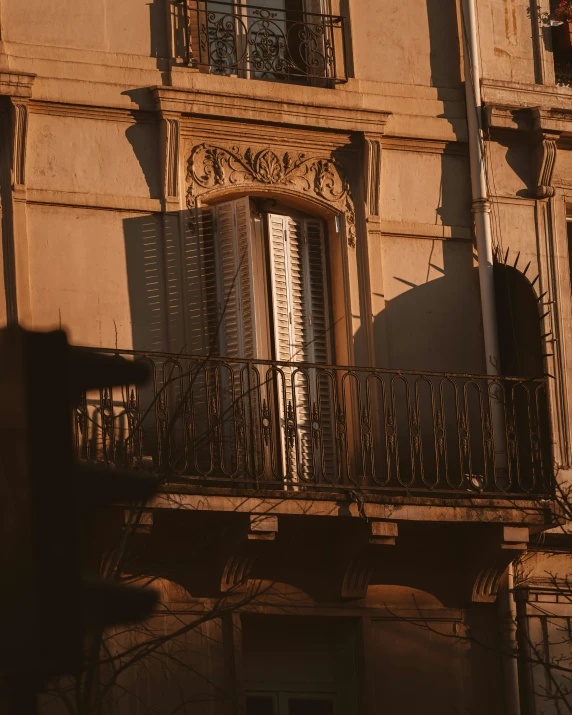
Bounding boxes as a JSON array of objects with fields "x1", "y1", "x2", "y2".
[{"x1": 186, "y1": 143, "x2": 357, "y2": 247}]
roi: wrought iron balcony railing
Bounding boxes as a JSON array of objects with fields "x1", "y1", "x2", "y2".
[
  {"x1": 555, "y1": 57, "x2": 572, "y2": 87},
  {"x1": 74, "y1": 350, "x2": 552, "y2": 498},
  {"x1": 174, "y1": 0, "x2": 347, "y2": 84}
]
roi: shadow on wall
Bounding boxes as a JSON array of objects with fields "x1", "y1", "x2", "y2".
[
  {"x1": 123, "y1": 210, "x2": 217, "y2": 356},
  {"x1": 149, "y1": 0, "x2": 169, "y2": 62},
  {"x1": 362, "y1": 239, "x2": 486, "y2": 375},
  {"x1": 125, "y1": 121, "x2": 163, "y2": 191},
  {"x1": 124, "y1": 212, "x2": 487, "y2": 377},
  {"x1": 426, "y1": 0, "x2": 462, "y2": 89},
  {"x1": 123, "y1": 212, "x2": 170, "y2": 353}
]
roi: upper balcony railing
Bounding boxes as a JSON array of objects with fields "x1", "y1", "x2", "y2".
[
  {"x1": 74, "y1": 349, "x2": 552, "y2": 499},
  {"x1": 174, "y1": 0, "x2": 348, "y2": 84},
  {"x1": 555, "y1": 57, "x2": 572, "y2": 87}
]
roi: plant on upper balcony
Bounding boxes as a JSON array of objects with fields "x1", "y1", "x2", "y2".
[{"x1": 554, "y1": 0, "x2": 572, "y2": 23}]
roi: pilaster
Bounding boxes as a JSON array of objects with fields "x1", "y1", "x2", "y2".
[
  {"x1": 0, "y1": 74, "x2": 36, "y2": 328},
  {"x1": 362, "y1": 133, "x2": 387, "y2": 367},
  {"x1": 159, "y1": 110, "x2": 187, "y2": 353}
]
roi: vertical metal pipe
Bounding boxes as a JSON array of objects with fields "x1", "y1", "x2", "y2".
[
  {"x1": 461, "y1": 0, "x2": 508, "y2": 482},
  {"x1": 460, "y1": 7, "x2": 521, "y2": 713},
  {"x1": 461, "y1": 0, "x2": 501, "y2": 377},
  {"x1": 498, "y1": 563, "x2": 522, "y2": 715}
]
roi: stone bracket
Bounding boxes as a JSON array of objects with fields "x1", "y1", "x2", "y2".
[
  {"x1": 341, "y1": 522, "x2": 398, "y2": 599},
  {"x1": 248, "y1": 513, "x2": 278, "y2": 541},
  {"x1": 369, "y1": 520, "x2": 398, "y2": 546},
  {"x1": 341, "y1": 550, "x2": 375, "y2": 600},
  {"x1": 534, "y1": 130, "x2": 560, "y2": 199},
  {"x1": 220, "y1": 552, "x2": 257, "y2": 593},
  {"x1": 468, "y1": 526, "x2": 529, "y2": 604},
  {"x1": 483, "y1": 104, "x2": 567, "y2": 199}
]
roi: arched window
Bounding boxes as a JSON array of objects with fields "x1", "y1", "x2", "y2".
[
  {"x1": 186, "y1": 195, "x2": 336, "y2": 483},
  {"x1": 202, "y1": 196, "x2": 333, "y2": 365}
]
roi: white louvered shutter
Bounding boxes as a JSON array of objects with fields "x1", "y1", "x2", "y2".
[
  {"x1": 184, "y1": 206, "x2": 218, "y2": 356},
  {"x1": 301, "y1": 218, "x2": 331, "y2": 365},
  {"x1": 213, "y1": 198, "x2": 266, "y2": 478},
  {"x1": 214, "y1": 197, "x2": 257, "y2": 359},
  {"x1": 267, "y1": 214, "x2": 333, "y2": 482},
  {"x1": 175, "y1": 206, "x2": 220, "y2": 475},
  {"x1": 301, "y1": 217, "x2": 335, "y2": 481}
]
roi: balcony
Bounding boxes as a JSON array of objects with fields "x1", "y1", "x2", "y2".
[
  {"x1": 174, "y1": 0, "x2": 348, "y2": 84},
  {"x1": 555, "y1": 57, "x2": 572, "y2": 86},
  {"x1": 74, "y1": 350, "x2": 552, "y2": 499}
]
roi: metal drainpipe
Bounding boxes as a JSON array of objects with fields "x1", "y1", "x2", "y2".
[
  {"x1": 461, "y1": 0, "x2": 501, "y2": 377},
  {"x1": 499, "y1": 562, "x2": 522, "y2": 715},
  {"x1": 460, "y1": 2, "x2": 520, "y2": 713},
  {"x1": 460, "y1": 0, "x2": 508, "y2": 481}
]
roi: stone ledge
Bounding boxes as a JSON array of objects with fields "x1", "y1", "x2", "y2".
[
  {"x1": 147, "y1": 485, "x2": 553, "y2": 527},
  {"x1": 374, "y1": 219, "x2": 471, "y2": 241},
  {"x1": 25, "y1": 188, "x2": 162, "y2": 213},
  {"x1": 154, "y1": 84, "x2": 391, "y2": 133}
]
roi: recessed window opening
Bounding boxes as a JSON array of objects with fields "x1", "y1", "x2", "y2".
[
  {"x1": 241, "y1": 615, "x2": 359, "y2": 715},
  {"x1": 203, "y1": 196, "x2": 333, "y2": 366},
  {"x1": 550, "y1": 0, "x2": 572, "y2": 85},
  {"x1": 189, "y1": 195, "x2": 337, "y2": 483},
  {"x1": 180, "y1": 0, "x2": 346, "y2": 85}
]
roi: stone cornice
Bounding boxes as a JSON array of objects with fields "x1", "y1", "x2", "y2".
[
  {"x1": 153, "y1": 85, "x2": 391, "y2": 133},
  {"x1": 483, "y1": 104, "x2": 535, "y2": 132}
]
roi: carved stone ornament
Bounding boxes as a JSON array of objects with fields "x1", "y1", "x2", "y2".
[
  {"x1": 186, "y1": 143, "x2": 357, "y2": 247},
  {"x1": 535, "y1": 132, "x2": 559, "y2": 199}
]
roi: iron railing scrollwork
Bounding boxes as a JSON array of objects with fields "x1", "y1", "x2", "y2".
[
  {"x1": 73, "y1": 348, "x2": 552, "y2": 498},
  {"x1": 555, "y1": 57, "x2": 572, "y2": 87},
  {"x1": 175, "y1": 0, "x2": 347, "y2": 84}
]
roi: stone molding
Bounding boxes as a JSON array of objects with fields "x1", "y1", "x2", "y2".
[
  {"x1": 380, "y1": 136, "x2": 468, "y2": 156},
  {"x1": 0, "y1": 71, "x2": 35, "y2": 100},
  {"x1": 535, "y1": 132, "x2": 559, "y2": 199},
  {"x1": 364, "y1": 135, "x2": 381, "y2": 219},
  {"x1": 186, "y1": 141, "x2": 357, "y2": 246},
  {"x1": 221, "y1": 552, "x2": 257, "y2": 593},
  {"x1": 162, "y1": 116, "x2": 180, "y2": 201},
  {"x1": 12, "y1": 101, "x2": 28, "y2": 189},
  {"x1": 484, "y1": 103, "x2": 566, "y2": 199},
  {"x1": 341, "y1": 551, "x2": 374, "y2": 600},
  {"x1": 153, "y1": 86, "x2": 391, "y2": 134},
  {"x1": 149, "y1": 490, "x2": 551, "y2": 525},
  {"x1": 468, "y1": 526, "x2": 529, "y2": 604}
]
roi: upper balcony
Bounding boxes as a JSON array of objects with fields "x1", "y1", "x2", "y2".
[
  {"x1": 173, "y1": 0, "x2": 348, "y2": 85},
  {"x1": 74, "y1": 349, "x2": 552, "y2": 501}
]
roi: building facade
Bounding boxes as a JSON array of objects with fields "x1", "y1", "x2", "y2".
[{"x1": 2, "y1": 0, "x2": 571, "y2": 712}]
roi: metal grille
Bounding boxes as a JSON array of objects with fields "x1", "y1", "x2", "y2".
[
  {"x1": 74, "y1": 349, "x2": 552, "y2": 497},
  {"x1": 175, "y1": 0, "x2": 347, "y2": 84},
  {"x1": 556, "y1": 58, "x2": 572, "y2": 86}
]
